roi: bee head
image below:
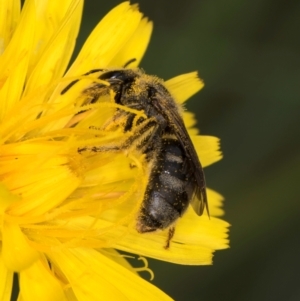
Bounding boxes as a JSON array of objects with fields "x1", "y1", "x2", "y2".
[{"x1": 99, "y1": 69, "x2": 150, "y2": 109}]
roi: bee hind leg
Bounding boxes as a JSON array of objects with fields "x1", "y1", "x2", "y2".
[{"x1": 164, "y1": 227, "x2": 175, "y2": 249}]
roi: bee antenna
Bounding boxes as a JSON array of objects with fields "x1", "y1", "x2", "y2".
[{"x1": 123, "y1": 58, "x2": 137, "y2": 68}]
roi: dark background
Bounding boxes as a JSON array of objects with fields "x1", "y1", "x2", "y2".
[{"x1": 78, "y1": 1, "x2": 300, "y2": 300}]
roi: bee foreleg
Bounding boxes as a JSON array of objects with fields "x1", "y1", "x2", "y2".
[
  {"x1": 61, "y1": 69, "x2": 105, "y2": 95},
  {"x1": 101, "y1": 110, "x2": 130, "y2": 132},
  {"x1": 78, "y1": 117, "x2": 159, "y2": 154}
]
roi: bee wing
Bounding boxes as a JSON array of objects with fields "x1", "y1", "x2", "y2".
[
  {"x1": 190, "y1": 183, "x2": 207, "y2": 216},
  {"x1": 172, "y1": 112, "x2": 208, "y2": 216},
  {"x1": 152, "y1": 94, "x2": 208, "y2": 216}
]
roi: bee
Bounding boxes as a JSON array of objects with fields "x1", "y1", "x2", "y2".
[{"x1": 62, "y1": 68, "x2": 208, "y2": 248}]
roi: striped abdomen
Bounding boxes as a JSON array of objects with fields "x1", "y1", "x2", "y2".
[{"x1": 136, "y1": 137, "x2": 196, "y2": 233}]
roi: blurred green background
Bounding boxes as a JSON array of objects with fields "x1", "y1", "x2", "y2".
[{"x1": 78, "y1": 1, "x2": 300, "y2": 300}]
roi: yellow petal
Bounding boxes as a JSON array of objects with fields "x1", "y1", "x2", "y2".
[
  {"x1": 175, "y1": 207, "x2": 230, "y2": 249},
  {"x1": 19, "y1": 259, "x2": 67, "y2": 301},
  {"x1": 0, "y1": 182, "x2": 20, "y2": 214},
  {"x1": 0, "y1": 0, "x2": 20, "y2": 54},
  {"x1": 207, "y1": 188, "x2": 225, "y2": 217},
  {"x1": 25, "y1": 0, "x2": 83, "y2": 95},
  {"x1": 68, "y1": 2, "x2": 143, "y2": 74},
  {"x1": 66, "y1": 218, "x2": 214, "y2": 265},
  {"x1": 114, "y1": 230, "x2": 213, "y2": 265},
  {"x1": 0, "y1": 253, "x2": 13, "y2": 301},
  {"x1": 27, "y1": 0, "x2": 82, "y2": 71},
  {"x1": 101, "y1": 248, "x2": 139, "y2": 275},
  {"x1": 191, "y1": 135, "x2": 223, "y2": 167},
  {"x1": 165, "y1": 72, "x2": 204, "y2": 104},
  {"x1": 2, "y1": 221, "x2": 39, "y2": 271},
  {"x1": 49, "y1": 248, "x2": 173, "y2": 301},
  {"x1": 183, "y1": 111, "x2": 198, "y2": 132},
  {"x1": 7, "y1": 165, "x2": 80, "y2": 219},
  {"x1": 0, "y1": 0, "x2": 35, "y2": 120},
  {"x1": 111, "y1": 17, "x2": 153, "y2": 67}
]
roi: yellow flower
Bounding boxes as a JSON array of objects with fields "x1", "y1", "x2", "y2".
[{"x1": 0, "y1": 1, "x2": 229, "y2": 300}]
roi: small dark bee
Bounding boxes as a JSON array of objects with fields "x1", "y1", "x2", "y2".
[{"x1": 62, "y1": 68, "x2": 208, "y2": 248}]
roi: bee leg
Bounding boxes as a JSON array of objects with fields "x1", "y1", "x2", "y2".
[
  {"x1": 101, "y1": 111, "x2": 130, "y2": 132},
  {"x1": 123, "y1": 58, "x2": 136, "y2": 68},
  {"x1": 78, "y1": 145, "x2": 121, "y2": 153},
  {"x1": 164, "y1": 227, "x2": 175, "y2": 249},
  {"x1": 61, "y1": 69, "x2": 105, "y2": 95},
  {"x1": 89, "y1": 125, "x2": 101, "y2": 130},
  {"x1": 78, "y1": 118, "x2": 159, "y2": 153}
]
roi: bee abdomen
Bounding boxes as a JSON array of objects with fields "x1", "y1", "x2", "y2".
[{"x1": 137, "y1": 138, "x2": 194, "y2": 233}]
